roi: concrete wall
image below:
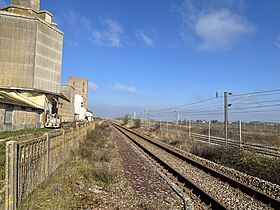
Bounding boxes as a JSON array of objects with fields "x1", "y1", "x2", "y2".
[
  {"x1": 0, "y1": 14, "x2": 37, "y2": 88},
  {"x1": 12, "y1": 0, "x2": 41, "y2": 11},
  {"x1": 0, "y1": 103, "x2": 42, "y2": 132},
  {"x1": 0, "y1": 11, "x2": 63, "y2": 94},
  {"x1": 33, "y1": 21, "x2": 63, "y2": 94},
  {"x1": 58, "y1": 86, "x2": 75, "y2": 122}
]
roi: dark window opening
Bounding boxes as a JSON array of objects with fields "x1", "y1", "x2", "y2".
[{"x1": 4, "y1": 106, "x2": 13, "y2": 124}]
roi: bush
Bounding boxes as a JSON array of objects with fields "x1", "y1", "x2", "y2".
[
  {"x1": 93, "y1": 163, "x2": 118, "y2": 184},
  {"x1": 133, "y1": 119, "x2": 141, "y2": 128},
  {"x1": 122, "y1": 115, "x2": 128, "y2": 125}
]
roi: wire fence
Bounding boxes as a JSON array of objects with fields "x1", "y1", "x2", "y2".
[{"x1": 139, "y1": 120, "x2": 280, "y2": 157}]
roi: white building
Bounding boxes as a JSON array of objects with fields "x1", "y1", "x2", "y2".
[{"x1": 74, "y1": 94, "x2": 86, "y2": 121}]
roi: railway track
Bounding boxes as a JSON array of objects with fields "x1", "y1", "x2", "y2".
[{"x1": 112, "y1": 122, "x2": 280, "y2": 210}]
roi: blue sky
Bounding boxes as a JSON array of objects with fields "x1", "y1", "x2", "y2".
[{"x1": 1, "y1": 0, "x2": 280, "y2": 120}]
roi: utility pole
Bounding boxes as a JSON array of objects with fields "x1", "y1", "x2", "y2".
[
  {"x1": 188, "y1": 120, "x2": 191, "y2": 138},
  {"x1": 175, "y1": 111, "x2": 180, "y2": 132},
  {"x1": 224, "y1": 92, "x2": 229, "y2": 147},
  {"x1": 208, "y1": 121, "x2": 211, "y2": 143},
  {"x1": 239, "y1": 120, "x2": 242, "y2": 147},
  {"x1": 143, "y1": 109, "x2": 145, "y2": 128},
  {"x1": 148, "y1": 111, "x2": 150, "y2": 131},
  {"x1": 217, "y1": 90, "x2": 232, "y2": 147}
]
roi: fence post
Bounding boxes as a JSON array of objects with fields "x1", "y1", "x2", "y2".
[
  {"x1": 62, "y1": 129, "x2": 66, "y2": 161},
  {"x1": 208, "y1": 121, "x2": 211, "y2": 143},
  {"x1": 45, "y1": 133, "x2": 50, "y2": 176},
  {"x1": 5, "y1": 140, "x2": 18, "y2": 210},
  {"x1": 167, "y1": 121, "x2": 168, "y2": 134}
]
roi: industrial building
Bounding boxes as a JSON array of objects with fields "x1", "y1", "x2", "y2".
[
  {"x1": 0, "y1": 0, "x2": 93, "y2": 131},
  {"x1": 0, "y1": 0, "x2": 66, "y2": 131},
  {"x1": 0, "y1": 91, "x2": 43, "y2": 131},
  {"x1": 0, "y1": 0, "x2": 63, "y2": 94},
  {"x1": 68, "y1": 77, "x2": 89, "y2": 109},
  {"x1": 58, "y1": 85, "x2": 75, "y2": 122}
]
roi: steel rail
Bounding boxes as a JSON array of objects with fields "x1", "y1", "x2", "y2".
[
  {"x1": 112, "y1": 123, "x2": 228, "y2": 209},
  {"x1": 114, "y1": 122, "x2": 280, "y2": 210}
]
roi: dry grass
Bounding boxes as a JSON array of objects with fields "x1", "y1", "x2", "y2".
[
  {"x1": 20, "y1": 122, "x2": 120, "y2": 209},
  {"x1": 20, "y1": 122, "x2": 183, "y2": 210}
]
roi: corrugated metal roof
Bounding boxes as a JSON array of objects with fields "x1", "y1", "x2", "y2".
[{"x1": 0, "y1": 91, "x2": 42, "y2": 109}]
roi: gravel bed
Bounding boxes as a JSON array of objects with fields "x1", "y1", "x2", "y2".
[
  {"x1": 140, "y1": 130, "x2": 280, "y2": 200},
  {"x1": 112, "y1": 127, "x2": 182, "y2": 209},
  {"x1": 166, "y1": 140, "x2": 279, "y2": 200},
  {"x1": 123, "y1": 128, "x2": 274, "y2": 209}
]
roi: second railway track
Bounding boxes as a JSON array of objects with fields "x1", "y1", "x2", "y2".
[{"x1": 112, "y1": 122, "x2": 280, "y2": 210}]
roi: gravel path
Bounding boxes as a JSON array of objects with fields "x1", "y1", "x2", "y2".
[{"x1": 112, "y1": 127, "x2": 182, "y2": 207}]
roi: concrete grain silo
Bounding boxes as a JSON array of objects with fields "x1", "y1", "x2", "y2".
[{"x1": 0, "y1": 0, "x2": 64, "y2": 94}]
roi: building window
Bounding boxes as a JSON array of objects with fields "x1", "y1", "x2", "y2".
[
  {"x1": 4, "y1": 106, "x2": 13, "y2": 124},
  {"x1": 21, "y1": 106, "x2": 26, "y2": 111}
]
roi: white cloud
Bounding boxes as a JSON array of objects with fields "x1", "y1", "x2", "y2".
[
  {"x1": 89, "y1": 81, "x2": 98, "y2": 90},
  {"x1": 63, "y1": 12, "x2": 124, "y2": 48},
  {"x1": 195, "y1": 9, "x2": 255, "y2": 50},
  {"x1": 275, "y1": 35, "x2": 280, "y2": 48},
  {"x1": 135, "y1": 30, "x2": 154, "y2": 46},
  {"x1": 179, "y1": 0, "x2": 255, "y2": 51},
  {"x1": 64, "y1": 11, "x2": 92, "y2": 34},
  {"x1": 90, "y1": 18, "x2": 124, "y2": 47},
  {"x1": 115, "y1": 83, "x2": 137, "y2": 93}
]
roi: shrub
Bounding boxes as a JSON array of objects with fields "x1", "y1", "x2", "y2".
[
  {"x1": 93, "y1": 163, "x2": 118, "y2": 184},
  {"x1": 134, "y1": 119, "x2": 141, "y2": 128},
  {"x1": 122, "y1": 115, "x2": 129, "y2": 125}
]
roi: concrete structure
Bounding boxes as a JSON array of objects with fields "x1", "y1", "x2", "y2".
[
  {"x1": 58, "y1": 85, "x2": 75, "y2": 122},
  {"x1": 74, "y1": 94, "x2": 86, "y2": 121},
  {"x1": 0, "y1": 0, "x2": 64, "y2": 94},
  {"x1": 0, "y1": 91, "x2": 43, "y2": 131},
  {"x1": 0, "y1": 0, "x2": 66, "y2": 131},
  {"x1": 68, "y1": 77, "x2": 88, "y2": 108}
]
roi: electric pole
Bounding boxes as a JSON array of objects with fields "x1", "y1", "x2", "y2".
[
  {"x1": 224, "y1": 92, "x2": 229, "y2": 147},
  {"x1": 217, "y1": 90, "x2": 232, "y2": 147}
]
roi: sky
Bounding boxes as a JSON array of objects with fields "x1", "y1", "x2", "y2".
[{"x1": 1, "y1": 0, "x2": 280, "y2": 120}]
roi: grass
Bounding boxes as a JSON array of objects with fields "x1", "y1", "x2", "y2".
[
  {"x1": 20, "y1": 122, "x2": 121, "y2": 209},
  {"x1": 0, "y1": 127, "x2": 49, "y2": 140},
  {"x1": 190, "y1": 142, "x2": 280, "y2": 185},
  {"x1": 19, "y1": 122, "x2": 183, "y2": 210}
]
